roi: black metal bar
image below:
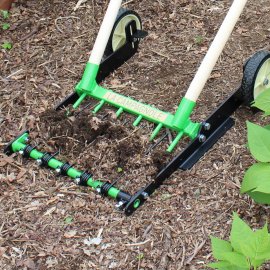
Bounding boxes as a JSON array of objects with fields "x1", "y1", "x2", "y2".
[
  {"x1": 156, "y1": 87, "x2": 243, "y2": 180},
  {"x1": 124, "y1": 87, "x2": 245, "y2": 215},
  {"x1": 96, "y1": 20, "x2": 140, "y2": 82}
]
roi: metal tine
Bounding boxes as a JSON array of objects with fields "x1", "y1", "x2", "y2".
[
  {"x1": 111, "y1": 173, "x2": 125, "y2": 187},
  {"x1": 122, "y1": 118, "x2": 130, "y2": 126},
  {"x1": 145, "y1": 131, "x2": 169, "y2": 155},
  {"x1": 74, "y1": 101, "x2": 94, "y2": 117},
  {"x1": 101, "y1": 112, "x2": 110, "y2": 120}
]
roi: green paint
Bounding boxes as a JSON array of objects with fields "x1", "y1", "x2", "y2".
[
  {"x1": 150, "y1": 123, "x2": 163, "y2": 141},
  {"x1": 167, "y1": 131, "x2": 184, "y2": 152},
  {"x1": 10, "y1": 132, "x2": 120, "y2": 200},
  {"x1": 116, "y1": 107, "x2": 123, "y2": 117},
  {"x1": 133, "y1": 199, "x2": 141, "y2": 209},
  {"x1": 73, "y1": 62, "x2": 99, "y2": 108},
  {"x1": 93, "y1": 100, "x2": 105, "y2": 113},
  {"x1": 173, "y1": 98, "x2": 196, "y2": 129},
  {"x1": 72, "y1": 62, "x2": 201, "y2": 151},
  {"x1": 133, "y1": 115, "x2": 143, "y2": 126},
  {"x1": 79, "y1": 62, "x2": 99, "y2": 92}
]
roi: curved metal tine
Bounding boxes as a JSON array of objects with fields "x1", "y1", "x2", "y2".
[
  {"x1": 145, "y1": 130, "x2": 169, "y2": 155},
  {"x1": 101, "y1": 112, "x2": 110, "y2": 120},
  {"x1": 122, "y1": 119, "x2": 130, "y2": 126},
  {"x1": 74, "y1": 101, "x2": 93, "y2": 117},
  {"x1": 74, "y1": 101, "x2": 99, "y2": 117},
  {"x1": 111, "y1": 173, "x2": 125, "y2": 187}
]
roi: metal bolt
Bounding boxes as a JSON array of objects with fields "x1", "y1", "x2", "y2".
[
  {"x1": 55, "y1": 168, "x2": 61, "y2": 174},
  {"x1": 263, "y1": 78, "x2": 269, "y2": 86},
  {"x1": 203, "y1": 122, "x2": 211, "y2": 131},
  {"x1": 115, "y1": 201, "x2": 124, "y2": 209},
  {"x1": 36, "y1": 159, "x2": 43, "y2": 166},
  {"x1": 199, "y1": 135, "x2": 206, "y2": 143},
  {"x1": 74, "y1": 178, "x2": 80, "y2": 185},
  {"x1": 96, "y1": 187, "x2": 101, "y2": 194},
  {"x1": 142, "y1": 192, "x2": 149, "y2": 199},
  {"x1": 19, "y1": 150, "x2": 24, "y2": 155},
  {"x1": 24, "y1": 137, "x2": 29, "y2": 142}
]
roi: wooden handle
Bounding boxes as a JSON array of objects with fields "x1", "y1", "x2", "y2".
[
  {"x1": 89, "y1": 0, "x2": 123, "y2": 65},
  {"x1": 185, "y1": 0, "x2": 248, "y2": 102}
]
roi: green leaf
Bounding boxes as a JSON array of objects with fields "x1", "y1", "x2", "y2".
[
  {"x1": 1, "y1": 42, "x2": 12, "y2": 50},
  {"x1": 248, "y1": 190, "x2": 270, "y2": 204},
  {"x1": 256, "y1": 250, "x2": 270, "y2": 260},
  {"x1": 117, "y1": 167, "x2": 123, "y2": 173},
  {"x1": 247, "y1": 224, "x2": 270, "y2": 267},
  {"x1": 207, "y1": 261, "x2": 235, "y2": 269},
  {"x1": 222, "y1": 252, "x2": 250, "y2": 268},
  {"x1": 247, "y1": 121, "x2": 270, "y2": 162},
  {"x1": 241, "y1": 163, "x2": 270, "y2": 193},
  {"x1": 254, "y1": 181, "x2": 270, "y2": 193},
  {"x1": 64, "y1": 216, "x2": 73, "y2": 224},
  {"x1": 1, "y1": 10, "x2": 9, "y2": 19},
  {"x1": 253, "y1": 90, "x2": 270, "y2": 113},
  {"x1": 136, "y1": 253, "x2": 144, "y2": 260},
  {"x1": 211, "y1": 236, "x2": 233, "y2": 260},
  {"x1": 194, "y1": 35, "x2": 204, "y2": 45},
  {"x1": 2, "y1": 23, "x2": 10, "y2": 30},
  {"x1": 230, "y1": 213, "x2": 254, "y2": 257}
]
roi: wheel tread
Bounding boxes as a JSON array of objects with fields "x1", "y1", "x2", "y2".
[{"x1": 241, "y1": 50, "x2": 270, "y2": 105}]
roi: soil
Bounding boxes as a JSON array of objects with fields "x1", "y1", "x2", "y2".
[{"x1": 0, "y1": 0, "x2": 270, "y2": 269}]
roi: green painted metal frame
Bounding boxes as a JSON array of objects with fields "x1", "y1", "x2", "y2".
[{"x1": 72, "y1": 62, "x2": 201, "y2": 152}]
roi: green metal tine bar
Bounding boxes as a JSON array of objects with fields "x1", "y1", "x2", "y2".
[{"x1": 6, "y1": 131, "x2": 133, "y2": 205}]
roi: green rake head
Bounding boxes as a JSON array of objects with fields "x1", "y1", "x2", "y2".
[{"x1": 72, "y1": 64, "x2": 201, "y2": 153}]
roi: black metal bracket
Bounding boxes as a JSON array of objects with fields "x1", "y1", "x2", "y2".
[
  {"x1": 55, "y1": 20, "x2": 146, "y2": 110},
  {"x1": 124, "y1": 87, "x2": 244, "y2": 215}
]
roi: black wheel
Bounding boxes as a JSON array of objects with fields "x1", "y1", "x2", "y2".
[
  {"x1": 104, "y1": 8, "x2": 142, "y2": 56},
  {"x1": 241, "y1": 50, "x2": 270, "y2": 105}
]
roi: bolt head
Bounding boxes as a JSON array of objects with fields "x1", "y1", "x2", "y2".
[
  {"x1": 24, "y1": 137, "x2": 29, "y2": 142},
  {"x1": 74, "y1": 178, "x2": 80, "y2": 185},
  {"x1": 96, "y1": 187, "x2": 101, "y2": 193},
  {"x1": 203, "y1": 123, "x2": 211, "y2": 131},
  {"x1": 199, "y1": 135, "x2": 206, "y2": 143},
  {"x1": 55, "y1": 168, "x2": 61, "y2": 174},
  {"x1": 263, "y1": 78, "x2": 269, "y2": 86},
  {"x1": 142, "y1": 192, "x2": 149, "y2": 199},
  {"x1": 19, "y1": 150, "x2": 24, "y2": 155},
  {"x1": 115, "y1": 201, "x2": 124, "y2": 209},
  {"x1": 36, "y1": 159, "x2": 43, "y2": 165}
]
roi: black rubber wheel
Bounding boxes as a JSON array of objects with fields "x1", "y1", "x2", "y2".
[
  {"x1": 104, "y1": 7, "x2": 142, "y2": 57},
  {"x1": 241, "y1": 50, "x2": 270, "y2": 106}
]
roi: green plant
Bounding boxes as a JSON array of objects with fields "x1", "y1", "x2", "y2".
[
  {"x1": 1, "y1": 10, "x2": 9, "y2": 19},
  {"x1": 64, "y1": 216, "x2": 73, "y2": 224},
  {"x1": 240, "y1": 90, "x2": 270, "y2": 203},
  {"x1": 209, "y1": 212, "x2": 270, "y2": 270},
  {"x1": 1, "y1": 42, "x2": 12, "y2": 50},
  {"x1": 2, "y1": 22, "x2": 10, "y2": 30},
  {"x1": 194, "y1": 35, "x2": 204, "y2": 45},
  {"x1": 1, "y1": 10, "x2": 10, "y2": 31}
]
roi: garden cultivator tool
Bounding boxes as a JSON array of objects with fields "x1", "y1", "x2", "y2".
[{"x1": 6, "y1": 0, "x2": 255, "y2": 215}]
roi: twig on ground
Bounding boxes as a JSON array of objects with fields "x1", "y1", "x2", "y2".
[
  {"x1": 185, "y1": 239, "x2": 207, "y2": 265},
  {"x1": 74, "y1": 0, "x2": 88, "y2": 11},
  {"x1": 125, "y1": 239, "x2": 151, "y2": 246},
  {"x1": 21, "y1": 24, "x2": 41, "y2": 41},
  {"x1": 55, "y1": 16, "x2": 80, "y2": 33}
]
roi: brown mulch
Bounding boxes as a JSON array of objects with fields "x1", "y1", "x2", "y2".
[{"x1": 1, "y1": 0, "x2": 270, "y2": 269}]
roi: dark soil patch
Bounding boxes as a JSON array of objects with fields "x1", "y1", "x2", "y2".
[{"x1": 39, "y1": 108, "x2": 171, "y2": 193}]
